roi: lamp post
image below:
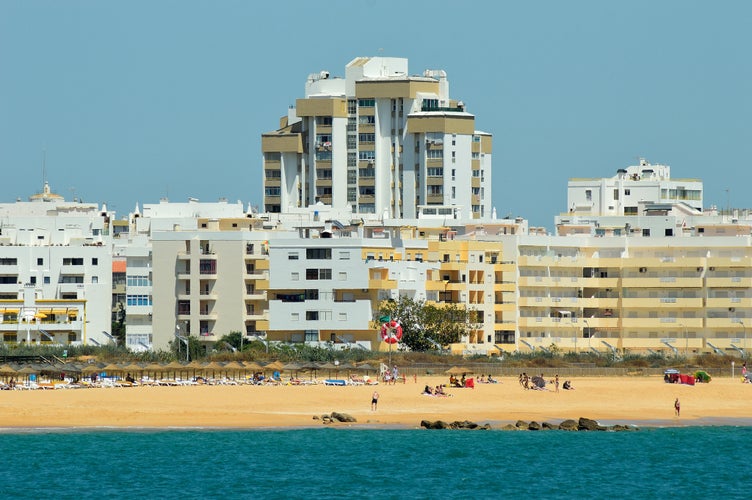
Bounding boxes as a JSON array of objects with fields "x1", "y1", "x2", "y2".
[
  {"x1": 175, "y1": 324, "x2": 189, "y2": 362},
  {"x1": 736, "y1": 320, "x2": 746, "y2": 359},
  {"x1": 584, "y1": 319, "x2": 595, "y2": 351}
]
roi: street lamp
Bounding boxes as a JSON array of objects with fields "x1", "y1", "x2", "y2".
[
  {"x1": 102, "y1": 331, "x2": 117, "y2": 346},
  {"x1": 584, "y1": 319, "x2": 595, "y2": 351},
  {"x1": 175, "y1": 324, "x2": 189, "y2": 362},
  {"x1": 736, "y1": 320, "x2": 747, "y2": 359}
]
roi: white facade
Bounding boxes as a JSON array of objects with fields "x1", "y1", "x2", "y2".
[
  {"x1": 567, "y1": 158, "x2": 703, "y2": 217},
  {"x1": 263, "y1": 56, "x2": 493, "y2": 220}
]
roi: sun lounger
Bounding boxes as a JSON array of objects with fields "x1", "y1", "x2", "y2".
[{"x1": 324, "y1": 379, "x2": 347, "y2": 386}]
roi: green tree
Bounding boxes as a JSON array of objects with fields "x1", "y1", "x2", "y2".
[{"x1": 377, "y1": 296, "x2": 475, "y2": 351}]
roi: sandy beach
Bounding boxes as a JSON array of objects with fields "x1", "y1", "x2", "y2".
[{"x1": 1, "y1": 375, "x2": 750, "y2": 430}]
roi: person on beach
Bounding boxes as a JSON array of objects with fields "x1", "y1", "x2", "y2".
[
  {"x1": 371, "y1": 391, "x2": 379, "y2": 411},
  {"x1": 674, "y1": 398, "x2": 680, "y2": 417},
  {"x1": 555, "y1": 375, "x2": 560, "y2": 393}
]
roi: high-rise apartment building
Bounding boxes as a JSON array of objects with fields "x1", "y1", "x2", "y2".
[{"x1": 262, "y1": 57, "x2": 492, "y2": 219}]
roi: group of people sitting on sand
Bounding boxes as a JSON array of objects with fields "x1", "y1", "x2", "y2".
[
  {"x1": 422, "y1": 384, "x2": 450, "y2": 397},
  {"x1": 476, "y1": 374, "x2": 499, "y2": 384}
]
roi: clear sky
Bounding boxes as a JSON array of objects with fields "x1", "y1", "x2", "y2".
[{"x1": 1, "y1": 1, "x2": 750, "y2": 229}]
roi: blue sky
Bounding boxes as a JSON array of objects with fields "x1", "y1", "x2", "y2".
[{"x1": 1, "y1": 1, "x2": 750, "y2": 229}]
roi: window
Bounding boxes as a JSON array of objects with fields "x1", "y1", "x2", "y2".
[
  {"x1": 338, "y1": 312, "x2": 347, "y2": 321},
  {"x1": 127, "y1": 294, "x2": 152, "y2": 306},
  {"x1": 426, "y1": 149, "x2": 443, "y2": 159},
  {"x1": 359, "y1": 186, "x2": 375, "y2": 196},
  {"x1": 339, "y1": 272, "x2": 347, "y2": 280},
  {"x1": 37, "y1": 258, "x2": 43, "y2": 266},
  {"x1": 347, "y1": 152, "x2": 357, "y2": 167},
  {"x1": 359, "y1": 167, "x2": 375, "y2": 177},
  {"x1": 614, "y1": 189, "x2": 619, "y2": 200},
  {"x1": 642, "y1": 229, "x2": 651, "y2": 237},
  {"x1": 306, "y1": 248, "x2": 332, "y2": 259},
  {"x1": 306, "y1": 311, "x2": 319, "y2": 321},
  {"x1": 340, "y1": 251, "x2": 350, "y2": 260},
  {"x1": 316, "y1": 116, "x2": 333, "y2": 125},
  {"x1": 63, "y1": 258, "x2": 84, "y2": 265},
  {"x1": 625, "y1": 189, "x2": 631, "y2": 195},
  {"x1": 178, "y1": 300, "x2": 190, "y2": 314},
  {"x1": 127, "y1": 275, "x2": 151, "y2": 286},
  {"x1": 199, "y1": 260, "x2": 217, "y2": 274},
  {"x1": 428, "y1": 185, "x2": 443, "y2": 195},
  {"x1": 316, "y1": 186, "x2": 332, "y2": 196},
  {"x1": 347, "y1": 188, "x2": 356, "y2": 202},
  {"x1": 291, "y1": 272, "x2": 299, "y2": 281},
  {"x1": 316, "y1": 169, "x2": 332, "y2": 179},
  {"x1": 359, "y1": 133, "x2": 375, "y2": 143},
  {"x1": 30, "y1": 276, "x2": 36, "y2": 284},
  {"x1": 358, "y1": 115, "x2": 375, "y2": 124},
  {"x1": 347, "y1": 99, "x2": 357, "y2": 114},
  {"x1": 347, "y1": 135, "x2": 357, "y2": 149},
  {"x1": 585, "y1": 190, "x2": 592, "y2": 202},
  {"x1": 265, "y1": 169, "x2": 281, "y2": 179},
  {"x1": 358, "y1": 151, "x2": 375, "y2": 160},
  {"x1": 315, "y1": 151, "x2": 332, "y2": 161},
  {"x1": 291, "y1": 313, "x2": 299, "y2": 321},
  {"x1": 92, "y1": 258, "x2": 98, "y2": 265},
  {"x1": 44, "y1": 276, "x2": 50, "y2": 284},
  {"x1": 319, "y1": 269, "x2": 332, "y2": 280},
  {"x1": 265, "y1": 187, "x2": 281, "y2": 196},
  {"x1": 427, "y1": 167, "x2": 443, "y2": 177},
  {"x1": 288, "y1": 252, "x2": 299, "y2": 260},
  {"x1": 358, "y1": 98, "x2": 375, "y2": 107}
]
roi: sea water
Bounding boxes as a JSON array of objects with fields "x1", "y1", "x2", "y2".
[{"x1": 0, "y1": 427, "x2": 750, "y2": 499}]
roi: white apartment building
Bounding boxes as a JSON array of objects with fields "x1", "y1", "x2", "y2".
[
  {"x1": 0, "y1": 183, "x2": 113, "y2": 346},
  {"x1": 567, "y1": 158, "x2": 703, "y2": 217},
  {"x1": 262, "y1": 56, "x2": 492, "y2": 220}
]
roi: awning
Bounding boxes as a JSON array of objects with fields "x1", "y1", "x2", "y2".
[
  {"x1": 1, "y1": 308, "x2": 20, "y2": 314},
  {"x1": 51, "y1": 309, "x2": 68, "y2": 315}
]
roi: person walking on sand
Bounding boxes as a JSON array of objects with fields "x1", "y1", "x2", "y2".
[
  {"x1": 674, "y1": 398, "x2": 680, "y2": 417},
  {"x1": 555, "y1": 374, "x2": 560, "y2": 393},
  {"x1": 371, "y1": 391, "x2": 379, "y2": 411}
]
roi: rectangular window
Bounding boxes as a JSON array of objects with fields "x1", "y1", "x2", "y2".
[
  {"x1": 30, "y1": 276, "x2": 36, "y2": 284},
  {"x1": 291, "y1": 313, "x2": 299, "y2": 321},
  {"x1": 358, "y1": 167, "x2": 375, "y2": 177},
  {"x1": 614, "y1": 189, "x2": 619, "y2": 200},
  {"x1": 338, "y1": 312, "x2": 347, "y2": 321},
  {"x1": 306, "y1": 311, "x2": 319, "y2": 321},
  {"x1": 62, "y1": 258, "x2": 84, "y2": 265},
  {"x1": 177, "y1": 300, "x2": 190, "y2": 314},
  {"x1": 316, "y1": 169, "x2": 332, "y2": 179},
  {"x1": 306, "y1": 248, "x2": 332, "y2": 259},
  {"x1": 426, "y1": 149, "x2": 443, "y2": 159},
  {"x1": 338, "y1": 271, "x2": 347, "y2": 280},
  {"x1": 358, "y1": 151, "x2": 375, "y2": 160},
  {"x1": 358, "y1": 98, "x2": 375, "y2": 107},
  {"x1": 288, "y1": 252, "x2": 299, "y2": 260},
  {"x1": 265, "y1": 187, "x2": 281, "y2": 196},
  {"x1": 91, "y1": 276, "x2": 98, "y2": 283},
  {"x1": 92, "y1": 258, "x2": 98, "y2": 265},
  {"x1": 199, "y1": 260, "x2": 217, "y2": 274},
  {"x1": 37, "y1": 258, "x2": 43, "y2": 265},
  {"x1": 44, "y1": 276, "x2": 50, "y2": 284},
  {"x1": 340, "y1": 251, "x2": 350, "y2": 260},
  {"x1": 347, "y1": 187, "x2": 357, "y2": 202},
  {"x1": 315, "y1": 151, "x2": 332, "y2": 161},
  {"x1": 585, "y1": 190, "x2": 592, "y2": 202},
  {"x1": 265, "y1": 169, "x2": 281, "y2": 179},
  {"x1": 291, "y1": 272, "x2": 299, "y2": 281},
  {"x1": 127, "y1": 295, "x2": 153, "y2": 306},
  {"x1": 347, "y1": 99, "x2": 357, "y2": 114},
  {"x1": 358, "y1": 133, "x2": 375, "y2": 143},
  {"x1": 306, "y1": 268, "x2": 319, "y2": 280},
  {"x1": 127, "y1": 275, "x2": 151, "y2": 286},
  {"x1": 319, "y1": 269, "x2": 332, "y2": 280},
  {"x1": 347, "y1": 152, "x2": 357, "y2": 167},
  {"x1": 358, "y1": 115, "x2": 375, "y2": 124},
  {"x1": 316, "y1": 116, "x2": 333, "y2": 125}
]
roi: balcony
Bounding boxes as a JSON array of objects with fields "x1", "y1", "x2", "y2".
[
  {"x1": 620, "y1": 317, "x2": 703, "y2": 329},
  {"x1": 621, "y1": 297, "x2": 704, "y2": 309},
  {"x1": 621, "y1": 277, "x2": 703, "y2": 288},
  {"x1": 706, "y1": 277, "x2": 752, "y2": 288},
  {"x1": 706, "y1": 297, "x2": 752, "y2": 309}
]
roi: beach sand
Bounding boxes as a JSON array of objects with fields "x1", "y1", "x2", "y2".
[{"x1": 1, "y1": 376, "x2": 750, "y2": 430}]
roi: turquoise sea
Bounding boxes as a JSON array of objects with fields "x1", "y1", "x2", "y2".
[{"x1": 1, "y1": 427, "x2": 750, "y2": 499}]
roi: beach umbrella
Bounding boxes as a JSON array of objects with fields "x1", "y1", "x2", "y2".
[
  {"x1": 265, "y1": 360, "x2": 285, "y2": 372},
  {"x1": 317, "y1": 362, "x2": 339, "y2": 378},
  {"x1": 356, "y1": 363, "x2": 376, "y2": 375},
  {"x1": 201, "y1": 361, "x2": 225, "y2": 379},
  {"x1": 445, "y1": 366, "x2": 468, "y2": 375},
  {"x1": 164, "y1": 361, "x2": 187, "y2": 379},
  {"x1": 299, "y1": 361, "x2": 320, "y2": 380},
  {"x1": 223, "y1": 361, "x2": 247, "y2": 380},
  {"x1": 16, "y1": 365, "x2": 38, "y2": 382}
]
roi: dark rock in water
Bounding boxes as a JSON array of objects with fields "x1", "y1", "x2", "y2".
[
  {"x1": 420, "y1": 420, "x2": 450, "y2": 429},
  {"x1": 541, "y1": 422, "x2": 556, "y2": 430},
  {"x1": 515, "y1": 420, "x2": 528, "y2": 428},
  {"x1": 451, "y1": 420, "x2": 479, "y2": 430},
  {"x1": 330, "y1": 412, "x2": 356, "y2": 423},
  {"x1": 528, "y1": 421, "x2": 541, "y2": 431},
  {"x1": 578, "y1": 417, "x2": 607, "y2": 431},
  {"x1": 322, "y1": 416, "x2": 332, "y2": 424},
  {"x1": 479, "y1": 423, "x2": 491, "y2": 430},
  {"x1": 611, "y1": 424, "x2": 638, "y2": 432},
  {"x1": 559, "y1": 419, "x2": 578, "y2": 431},
  {"x1": 501, "y1": 424, "x2": 519, "y2": 431}
]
